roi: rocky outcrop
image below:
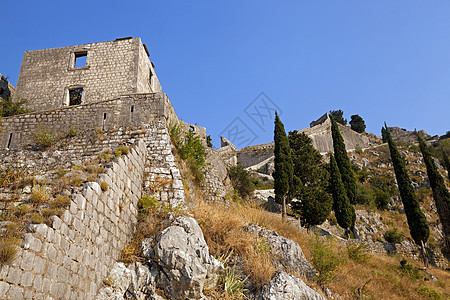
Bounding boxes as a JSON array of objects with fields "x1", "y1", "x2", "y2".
[
  {"x1": 153, "y1": 216, "x2": 223, "y2": 299},
  {"x1": 257, "y1": 271, "x2": 325, "y2": 300},
  {"x1": 97, "y1": 216, "x2": 223, "y2": 299},
  {"x1": 97, "y1": 262, "x2": 162, "y2": 300},
  {"x1": 388, "y1": 127, "x2": 431, "y2": 144},
  {"x1": 244, "y1": 223, "x2": 315, "y2": 279}
]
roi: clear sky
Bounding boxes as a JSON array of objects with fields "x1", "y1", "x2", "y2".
[{"x1": 2, "y1": 1, "x2": 449, "y2": 148}]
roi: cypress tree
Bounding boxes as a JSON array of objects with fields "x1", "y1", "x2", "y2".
[
  {"x1": 273, "y1": 112, "x2": 293, "y2": 221},
  {"x1": 417, "y1": 134, "x2": 450, "y2": 247},
  {"x1": 289, "y1": 131, "x2": 332, "y2": 227},
  {"x1": 442, "y1": 150, "x2": 450, "y2": 181},
  {"x1": 331, "y1": 116, "x2": 357, "y2": 204},
  {"x1": 329, "y1": 154, "x2": 355, "y2": 236},
  {"x1": 384, "y1": 125, "x2": 430, "y2": 247}
]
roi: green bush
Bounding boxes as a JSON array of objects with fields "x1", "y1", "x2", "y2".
[
  {"x1": 347, "y1": 243, "x2": 370, "y2": 263},
  {"x1": 228, "y1": 163, "x2": 256, "y2": 199},
  {"x1": 114, "y1": 145, "x2": 130, "y2": 157},
  {"x1": 138, "y1": 195, "x2": 159, "y2": 210},
  {"x1": 310, "y1": 235, "x2": 341, "y2": 286},
  {"x1": 100, "y1": 181, "x2": 108, "y2": 192},
  {"x1": 34, "y1": 129, "x2": 55, "y2": 149},
  {"x1": 0, "y1": 238, "x2": 19, "y2": 265},
  {"x1": 384, "y1": 228, "x2": 403, "y2": 243},
  {"x1": 355, "y1": 183, "x2": 375, "y2": 206},
  {"x1": 399, "y1": 258, "x2": 423, "y2": 280},
  {"x1": 0, "y1": 97, "x2": 32, "y2": 117},
  {"x1": 415, "y1": 286, "x2": 442, "y2": 300},
  {"x1": 374, "y1": 189, "x2": 391, "y2": 210}
]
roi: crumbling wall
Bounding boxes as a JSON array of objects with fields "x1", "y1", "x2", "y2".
[
  {"x1": 14, "y1": 38, "x2": 157, "y2": 112},
  {"x1": 0, "y1": 93, "x2": 173, "y2": 149},
  {"x1": 0, "y1": 140, "x2": 146, "y2": 299},
  {"x1": 0, "y1": 74, "x2": 15, "y2": 100}
]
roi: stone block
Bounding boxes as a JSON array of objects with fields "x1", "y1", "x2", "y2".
[
  {"x1": 33, "y1": 274, "x2": 43, "y2": 291},
  {"x1": 7, "y1": 285, "x2": 23, "y2": 300},
  {"x1": 22, "y1": 233, "x2": 42, "y2": 252},
  {"x1": 6, "y1": 267, "x2": 22, "y2": 284},
  {"x1": 33, "y1": 256, "x2": 46, "y2": 274},
  {"x1": 0, "y1": 281, "x2": 10, "y2": 299},
  {"x1": 21, "y1": 271, "x2": 33, "y2": 287},
  {"x1": 20, "y1": 250, "x2": 35, "y2": 271}
]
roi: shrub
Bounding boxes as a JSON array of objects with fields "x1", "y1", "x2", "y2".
[
  {"x1": 415, "y1": 286, "x2": 443, "y2": 300},
  {"x1": 100, "y1": 181, "x2": 108, "y2": 192},
  {"x1": 327, "y1": 213, "x2": 338, "y2": 226},
  {"x1": 228, "y1": 163, "x2": 256, "y2": 199},
  {"x1": 138, "y1": 195, "x2": 159, "y2": 210},
  {"x1": 15, "y1": 204, "x2": 31, "y2": 216},
  {"x1": 0, "y1": 96, "x2": 32, "y2": 117},
  {"x1": 115, "y1": 145, "x2": 130, "y2": 157},
  {"x1": 399, "y1": 258, "x2": 423, "y2": 280},
  {"x1": 222, "y1": 267, "x2": 247, "y2": 297},
  {"x1": 179, "y1": 131, "x2": 206, "y2": 182},
  {"x1": 41, "y1": 208, "x2": 62, "y2": 218},
  {"x1": 0, "y1": 238, "x2": 19, "y2": 264},
  {"x1": 347, "y1": 243, "x2": 370, "y2": 263},
  {"x1": 310, "y1": 235, "x2": 341, "y2": 286},
  {"x1": 0, "y1": 165, "x2": 26, "y2": 188},
  {"x1": 31, "y1": 213, "x2": 44, "y2": 224},
  {"x1": 30, "y1": 185, "x2": 50, "y2": 205},
  {"x1": 355, "y1": 183, "x2": 375, "y2": 206},
  {"x1": 374, "y1": 190, "x2": 391, "y2": 210},
  {"x1": 52, "y1": 195, "x2": 70, "y2": 209},
  {"x1": 34, "y1": 129, "x2": 55, "y2": 149},
  {"x1": 384, "y1": 228, "x2": 403, "y2": 243},
  {"x1": 66, "y1": 127, "x2": 77, "y2": 138}
]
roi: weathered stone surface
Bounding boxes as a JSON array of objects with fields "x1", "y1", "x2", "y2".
[
  {"x1": 257, "y1": 271, "x2": 325, "y2": 300},
  {"x1": 245, "y1": 223, "x2": 315, "y2": 279},
  {"x1": 153, "y1": 216, "x2": 223, "y2": 299}
]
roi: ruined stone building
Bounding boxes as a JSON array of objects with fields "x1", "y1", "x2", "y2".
[
  {"x1": 14, "y1": 37, "x2": 161, "y2": 112},
  {"x1": 0, "y1": 38, "x2": 229, "y2": 299}
]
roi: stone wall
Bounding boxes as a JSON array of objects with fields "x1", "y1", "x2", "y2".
[
  {"x1": 0, "y1": 74, "x2": 15, "y2": 100},
  {"x1": 14, "y1": 38, "x2": 161, "y2": 112},
  {"x1": 0, "y1": 140, "x2": 147, "y2": 299},
  {"x1": 0, "y1": 93, "x2": 174, "y2": 150}
]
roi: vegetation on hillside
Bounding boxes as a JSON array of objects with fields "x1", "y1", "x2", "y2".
[{"x1": 273, "y1": 112, "x2": 293, "y2": 221}]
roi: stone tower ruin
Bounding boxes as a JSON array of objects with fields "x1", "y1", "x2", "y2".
[{"x1": 14, "y1": 37, "x2": 161, "y2": 112}]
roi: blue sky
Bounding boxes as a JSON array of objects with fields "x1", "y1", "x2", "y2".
[{"x1": 2, "y1": 1, "x2": 449, "y2": 148}]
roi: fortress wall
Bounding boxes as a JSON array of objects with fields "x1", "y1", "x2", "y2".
[
  {"x1": 237, "y1": 147, "x2": 274, "y2": 168},
  {"x1": 136, "y1": 41, "x2": 161, "y2": 94},
  {"x1": 14, "y1": 38, "x2": 145, "y2": 112},
  {"x1": 0, "y1": 93, "x2": 172, "y2": 150},
  {"x1": 0, "y1": 140, "x2": 147, "y2": 299}
]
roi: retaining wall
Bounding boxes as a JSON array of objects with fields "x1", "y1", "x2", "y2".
[{"x1": 0, "y1": 140, "x2": 146, "y2": 299}]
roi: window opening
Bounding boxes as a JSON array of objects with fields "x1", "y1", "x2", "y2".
[
  {"x1": 6, "y1": 133, "x2": 12, "y2": 149},
  {"x1": 130, "y1": 105, "x2": 134, "y2": 113},
  {"x1": 74, "y1": 52, "x2": 87, "y2": 68},
  {"x1": 149, "y1": 69, "x2": 153, "y2": 88},
  {"x1": 104, "y1": 113, "x2": 107, "y2": 120},
  {"x1": 69, "y1": 88, "x2": 83, "y2": 106},
  {"x1": 189, "y1": 126, "x2": 195, "y2": 132}
]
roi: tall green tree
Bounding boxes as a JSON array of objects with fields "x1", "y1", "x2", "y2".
[
  {"x1": 417, "y1": 134, "x2": 450, "y2": 247},
  {"x1": 273, "y1": 112, "x2": 294, "y2": 221},
  {"x1": 383, "y1": 125, "x2": 429, "y2": 250},
  {"x1": 289, "y1": 131, "x2": 332, "y2": 227},
  {"x1": 442, "y1": 150, "x2": 450, "y2": 181},
  {"x1": 331, "y1": 116, "x2": 357, "y2": 204},
  {"x1": 349, "y1": 114, "x2": 366, "y2": 133},
  {"x1": 329, "y1": 154, "x2": 355, "y2": 236},
  {"x1": 329, "y1": 110, "x2": 347, "y2": 125}
]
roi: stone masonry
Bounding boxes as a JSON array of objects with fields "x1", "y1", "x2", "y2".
[
  {"x1": 14, "y1": 38, "x2": 161, "y2": 112},
  {"x1": 0, "y1": 140, "x2": 146, "y2": 299}
]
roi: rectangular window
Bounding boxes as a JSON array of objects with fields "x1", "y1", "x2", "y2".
[
  {"x1": 149, "y1": 69, "x2": 153, "y2": 88},
  {"x1": 74, "y1": 51, "x2": 87, "y2": 68},
  {"x1": 69, "y1": 88, "x2": 83, "y2": 106}
]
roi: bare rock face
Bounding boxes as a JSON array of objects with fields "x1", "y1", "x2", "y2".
[
  {"x1": 244, "y1": 223, "x2": 315, "y2": 279},
  {"x1": 96, "y1": 262, "x2": 162, "y2": 300},
  {"x1": 153, "y1": 216, "x2": 223, "y2": 299},
  {"x1": 257, "y1": 271, "x2": 326, "y2": 300}
]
